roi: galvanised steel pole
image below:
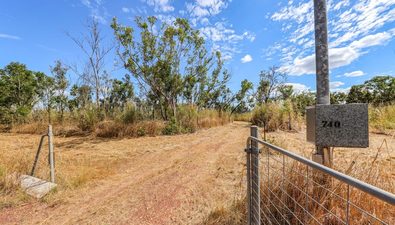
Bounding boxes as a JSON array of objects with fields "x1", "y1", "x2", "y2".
[
  {"x1": 314, "y1": 0, "x2": 332, "y2": 169},
  {"x1": 250, "y1": 126, "x2": 260, "y2": 225},
  {"x1": 48, "y1": 125, "x2": 55, "y2": 183}
]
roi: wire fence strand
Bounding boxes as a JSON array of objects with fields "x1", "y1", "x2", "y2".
[{"x1": 245, "y1": 135, "x2": 395, "y2": 225}]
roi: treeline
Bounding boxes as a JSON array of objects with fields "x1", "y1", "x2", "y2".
[{"x1": 1, "y1": 16, "x2": 394, "y2": 135}]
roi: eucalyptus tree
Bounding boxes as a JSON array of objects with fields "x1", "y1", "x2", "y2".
[
  {"x1": 50, "y1": 60, "x2": 69, "y2": 120},
  {"x1": 111, "y1": 16, "x2": 224, "y2": 117},
  {"x1": 107, "y1": 74, "x2": 134, "y2": 110},
  {"x1": 65, "y1": 18, "x2": 114, "y2": 108},
  {"x1": 255, "y1": 65, "x2": 288, "y2": 104},
  {"x1": 36, "y1": 72, "x2": 55, "y2": 123},
  {"x1": 0, "y1": 62, "x2": 37, "y2": 122}
]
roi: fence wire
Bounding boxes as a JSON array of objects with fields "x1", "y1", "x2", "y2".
[{"x1": 246, "y1": 135, "x2": 395, "y2": 225}]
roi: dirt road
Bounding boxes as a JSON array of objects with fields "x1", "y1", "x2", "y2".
[{"x1": 1, "y1": 122, "x2": 251, "y2": 224}]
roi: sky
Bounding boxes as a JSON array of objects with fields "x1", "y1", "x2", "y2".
[{"x1": 1, "y1": 0, "x2": 395, "y2": 95}]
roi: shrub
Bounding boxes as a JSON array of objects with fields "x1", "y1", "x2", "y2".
[
  {"x1": 77, "y1": 107, "x2": 100, "y2": 132},
  {"x1": 162, "y1": 117, "x2": 180, "y2": 135},
  {"x1": 121, "y1": 104, "x2": 136, "y2": 124}
]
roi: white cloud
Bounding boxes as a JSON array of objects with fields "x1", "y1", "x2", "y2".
[
  {"x1": 271, "y1": 1, "x2": 312, "y2": 24},
  {"x1": 344, "y1": 70, "x2": 365, "y2": 77},
  {"x1": 283, "y1": 83, "x2": 310, "y2": 93},
  {"x1": 145, "y1": 0, "x2": 174, "y2": 12},
  {"x1": 350, "y1": 32, "x2": 392, "y2": 49},
  {"x1": 122, "y1": 7, "x2": 130, "y2": 13},
  {"x1": 191, "y1": 6, "x2": 210, "y2": 17},
  {"x1": 0, "y1": 34, "x2": 21, "y2": 40},
  {"x1": 156, "y1": 14, "x2": 176, "y2": 25},
  {"x1": 330, "y1": 81, "x2": 344, "y2": 88},
  {"x1": 332, "y1": 0, "x2": 350, "y2": 11},
  {"x1": 289, "y1": 46, "x2": 359, "y2": 75},
  {"x1": 331, "y1": 87, "x2": 351, "y2": 93},
  {"x1": 81, "y1": 0, "x2": 109, "y2": 24},
  {"x1": 186, "y1": 0, "x2": 229, "y2": 17},
  {"x1": 268, "y1": 0, "x2": 395, "y2": 76},
  {"x1": 243, "y1": 31, "x2": 256, "y2": 42},
  {"x1": 200, "y1": 18, "x2": 210, "y2": 26},
  {"x1": 241, "y1": 54, "x2": 252, "y2": 63}
]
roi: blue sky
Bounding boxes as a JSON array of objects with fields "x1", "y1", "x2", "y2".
[{"x1": 1, "y1": 0, "x2": 395, "y2": 94}]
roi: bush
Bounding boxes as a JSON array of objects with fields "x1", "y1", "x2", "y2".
[
  {"x1": 121, "y1": 104, "x2": 137, "y2": 124},
  {"x1": 251, "y1": 102, "x2": 292, "y2": 131},
  {"x1": 162, "y1": 117, "x2": 180, "y2": 135},
  {"x1": 77, "y1": 107, "x2": 101, "y2": 132}
]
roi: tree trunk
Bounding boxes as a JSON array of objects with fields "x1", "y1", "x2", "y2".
[
  {"x1": 96, "y1": 88, "x2": 100, "y2": 108},
  {"x1": 48, "y1": 106, "x2": 52, "y2": 124}
]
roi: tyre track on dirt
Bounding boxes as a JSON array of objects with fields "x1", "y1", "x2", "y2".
[{"x1": 0, "y1": 122, "x2": 250, "y2": 224}]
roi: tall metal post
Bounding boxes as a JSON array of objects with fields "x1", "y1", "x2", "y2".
[
  {"x1": 314, "y1": 0, "x2": 332, "y2": 169},
  {"x1": 48, "y1": 125, "x2": 55, "y2": 183},
  {"x1": 250, "y1": 126, "x2": 260, "y2": 225}
]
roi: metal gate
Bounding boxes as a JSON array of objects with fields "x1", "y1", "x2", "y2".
[{"x1": 245, "y1": 126, "x2": 395, "y2": 225}]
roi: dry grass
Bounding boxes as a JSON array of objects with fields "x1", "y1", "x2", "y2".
[
  {"x1": 1, "y1": 122, "x2": 395, "y2": 224},
  {"x1": 258, "y1": 130, "x2": 395, "y2": 224},
  {"x1": 0, "y1": 122, "x2": 249, "y2": 224}
]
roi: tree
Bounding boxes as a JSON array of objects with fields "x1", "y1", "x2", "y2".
[
  {"x1": 330, "y1": 92, "x2": 347, "y2": 104},
  {"x1": 278, "y1": 84, "x2": 294, "y2": 100},
  {"x1": 36, "y1": 72, "x2": 55, "y2": 123},
  {"x1": 346, "y1": 84, "x2": 373, "y2": 103},
  {"x1": 364, "y1": 76, "x2": 395, "y2": 104},
  {"x1": 0, "y1": 62, "x2": 37, "y2": 122},
  {"x1": 107, "y1": 74, "x2": 134, "y2": 110},
  {"x1": 255, "y1": 66, "x2": 288, "y2": 104},
  {"x1": 65, "y1": 18, "x2": 114, "y2": 108},
  {"x1": 111, "y1": 16, "x2": 221, "y2": 118},
  {"x1": 50, "y1": 60, "x2": 69, "y2": 120},
  {"x1": 69, "y1": 84, "x2": 92, "y2": 110},
  {"x1": 231, "y1": 79, "x2": 254, "y2": 114},
  {"x1": 292, "y1": 91, "x2": 315, "y2": 116}
]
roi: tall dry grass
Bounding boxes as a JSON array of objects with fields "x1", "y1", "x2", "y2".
[
  {"x1": 257, "y1": 134, "x2": 395, "y2": 224},
  {"x1": 0, "y1": 134, "x2": 133, "y2": 208},
  {"x1": 369, "y1": 104, "x2": 395, "y2": 133},
  {"x1": 250, "y1": 101, "x2": 304, "y2": 132},
  {"x1": 8, "y1": 106, "x2": 231, "y2": 138}
]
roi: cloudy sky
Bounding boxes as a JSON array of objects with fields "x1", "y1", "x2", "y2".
[{"x1": 1, "y1": 0, "x2": 395, "y2": 93}]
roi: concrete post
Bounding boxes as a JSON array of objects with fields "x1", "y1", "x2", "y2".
[
  {"x1": 250, "y1": 126, "x2": 260, "y2": 225},
  {"x1": 48, "y1": 125, "x2": 55, "y2": 183},
  {"x1": 313, "y1": 0, "x2": 332, "y2": 170}
]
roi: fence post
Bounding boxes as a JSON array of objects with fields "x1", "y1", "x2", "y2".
[
  {"x1": 48, "y1": 125, "x2": 55, "y2": 183},
  {"x1": 246, "y1": 138, "x2": 251, "y2": 224},
  {"x1": 251, "y1": 126, "x2": 260, "y2": 224}
]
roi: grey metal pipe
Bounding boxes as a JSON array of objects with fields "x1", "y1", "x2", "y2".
[
  {"x1": 246, "y1": 142, "x2": 251, "y2": 224},
  {"x1": 314, "y1": 0, "x2": 330, "y2": 105},
  {"x1": 30, "y1": 134, "x2": 48, "y2": 176},
  {"x1": 246, "y1": 136, "x2": 395, "y2": 206},
  {"x1": 48, "y1": 125, "x2": 55, "y2": 183}
]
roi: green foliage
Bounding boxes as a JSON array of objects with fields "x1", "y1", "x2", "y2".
[
  {"x1": 69, "y1": 84, "x2": 93, "y2": 110},
  {"x1": 108, "y1": 74, "x2": 134, "y2": 111},
  {"x1": 254, "y1": 66, "x2": 287, "y2": 104},
  {"x1": 0, "y1": 62, "x2": 38, "y2": 123},
  {"x1": 162, "y1": 117, "x2": 180, "y2": 135},
  {"x1": 112, "y1": 16, "x2": 231, "y2": 118},
  {"x1": 251, "y1": 102, "x2": 288, "y2": 131},
  {"x1": 137, "y1": 126, "x2": 147, "y2": 136},
  {"x1": 292, "y1": 91, "x2": 316, "y2": 116},
  {"x1": 330, "y1": 92, "x2": 347, "y2": 104},
  {"x1": 77, "y1": 107, "x2": 100, "y2": 132},
  {"x1": 347, "y1": 76, "x2": 395, "y2": 105},
  {"x1": 51, "y1": 60, "x2": 70, "y2": 120},
  {"x1": 121, "y1": 104, "x2": 137, "y2": 124}
]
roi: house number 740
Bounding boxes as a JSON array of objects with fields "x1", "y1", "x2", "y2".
[{"x1": 322, "y1": 121, "x2": 340, "y2": 128}]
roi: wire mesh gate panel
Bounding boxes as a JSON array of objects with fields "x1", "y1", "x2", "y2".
[{"x1": 245, "y1": 133, "x2": 395, "y2": 225}]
